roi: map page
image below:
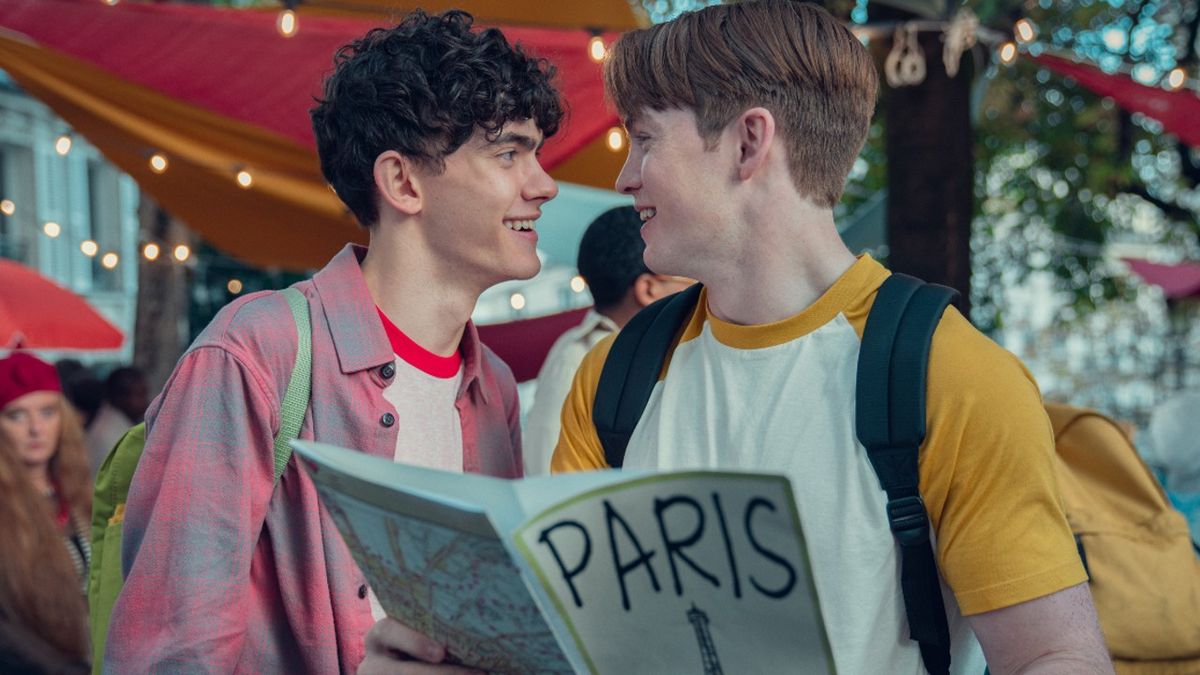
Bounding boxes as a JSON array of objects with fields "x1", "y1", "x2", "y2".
[{"x1": 293, "y1": 440, "x2": 833, "y2": 675}]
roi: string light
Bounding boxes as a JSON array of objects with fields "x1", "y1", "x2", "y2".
[
  {"x1": 570, "y1": 275, "x2": 587, "y2": 293},
  {"x1": 54, "y1": 134, "x2": 72, "y2": 156},
  {"x1": 227, "y1": 279, "x2": 244, "y2": 294},
  {"x1": 149, "y1": 153, "x2": 168, "y2": 174},
  {"x1": 1014, "y1": 18, "x2": 1036, "y2": 45},
  {"x1": 509, "y1": 292, "x2": 526, "y2": 310},
  {"x1": 43, "y1": 221, "x2": 61, "y2": 238},
  {"x1": 998, "y1": 42, "x2": 1018, "y2": 66},
  {"x1": 605, "y1": 127, "x2": 625, "y2": 152},
  {"x1": 173, "y1": 244, "x2": 191, "y2": 262},
  {"x1": 236, "y1": 170, "x2": 253, "y2": 189},
  {"x1": 1166, "y1": 67, "x2": 1187, "y2": 91},
  {"x1": 0, "y1": 199, "x2": 14, "y2": 216},
  {"x1": 100, "y1": 252, "x2": 119, "y2": 269},
  {"x1": 142, "y1": 242, "x2": 160, "y2": 261},
  {"x1": 588, "y1": 35, "x2": 607, "y2": 63},
  {"x1": 102, "y1": 0, "x2": 119, "y2": 5},
  {"x1": 80, "y1": 240, "x2": 99, "y2": 257},
  {"x1": 276, "y1": 9, "x2": 298, "y2": 38}
]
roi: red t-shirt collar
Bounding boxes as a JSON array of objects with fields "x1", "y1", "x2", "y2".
[{"x1": 375, "y1": 307, "x2": 462, "y2": 379}]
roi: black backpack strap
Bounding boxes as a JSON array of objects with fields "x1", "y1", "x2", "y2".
[
  {"x1": 594, "y1": 283, "x2": 703, "y2": 468},
  {"x1": 856, "y1": 273, "x2": 958, "y2": 675}
]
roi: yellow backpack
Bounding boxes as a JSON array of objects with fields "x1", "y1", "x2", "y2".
[{"x1": 1047, "y1": 404, "x2": 1200, "y2": 674}]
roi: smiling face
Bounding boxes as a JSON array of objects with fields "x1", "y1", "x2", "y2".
[
  {"x1": 0, "y1": 390, "x2": 63, "y2": 471},
  {"x1": 415, "y1": 118, "x2": 559, "y2": 288},
  {"x1": 616, "y1": 107, "x2": 735, "y2": 281}
]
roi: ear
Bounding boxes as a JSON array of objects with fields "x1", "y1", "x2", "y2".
[
  {"x1": 632, "y1": 272, "x2": 658, "y2": 307},
  {"x1": 734, "y1": 107, "x2": 776, "y2": 182},
  {"x1": 373, "y1": 150, "x2": 422, "y2": 217}
]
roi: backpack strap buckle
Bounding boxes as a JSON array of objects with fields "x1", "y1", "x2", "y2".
[{"x1": 886, "y1": 494, "x2": 930, "y2": 546}]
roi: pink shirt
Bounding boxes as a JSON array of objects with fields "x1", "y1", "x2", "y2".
[{"x1": 106, "y1": 244, "x2": 523, "y2": 673}]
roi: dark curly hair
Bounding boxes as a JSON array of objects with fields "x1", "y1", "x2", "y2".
[
  {"x1": 576, "y1": 206, "x2": 650, "y2": 311},
  {"x1": 310, "y1": 10, "x2": 564, "y2": 226}
]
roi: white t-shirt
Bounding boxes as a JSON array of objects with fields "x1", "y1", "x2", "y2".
[
  {"x1": 555, "y1": 256, "x2": 1086, "y2": 674},
  {"x1": 523, "y1": 309, "x2": 619, "y2": 476},
  {"x1": 368, "y1": 307, "x2": 465, "y2": 620}
]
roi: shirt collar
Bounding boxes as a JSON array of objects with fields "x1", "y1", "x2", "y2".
[
  {"x1": 580, "y1": 308, "x2": 620, "y2": 335},
  {"x1": 457, "y1": 320, "x2": 490, "y2": 405},
  {"x1": 310, "y1": 244, "x2": 395, "y2": 374},
  {"x1": 310, "y1": 244, "x2": 491, "y2": 404}
]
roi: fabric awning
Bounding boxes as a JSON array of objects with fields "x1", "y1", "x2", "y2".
[
  {"x1": 1123, "y1": 258, "x2": 1200, "y2": 300},
  {"x1": 476, "y1": 307, "x2": 589, "y2": 382},
  {"x1": 1035, "y1": 53, "x2": 1200, "y2": 149},
  {"x1": 0, "y1": 0, "x2": 620, "y2": 270}
]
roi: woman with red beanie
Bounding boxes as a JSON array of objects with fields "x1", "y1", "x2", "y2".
[{"x1": 0, "y1": 352, "x2": 92, "y2": 673}]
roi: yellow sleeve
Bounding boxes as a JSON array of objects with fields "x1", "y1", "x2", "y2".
[
  {"x1": 549, "y1": 333, "x2": 617, "y2": 473},
  {"x1": 918, "y1": 308, "x2": 1087, "y2": 615}
]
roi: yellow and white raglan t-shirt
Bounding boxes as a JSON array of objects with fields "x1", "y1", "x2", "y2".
[{"x1": 552, "y1": 255, "x2": 1087, "y2": 674}]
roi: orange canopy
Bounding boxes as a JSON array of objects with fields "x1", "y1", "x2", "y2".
[{"x1": 0, "y1": 0, "x2": 626, "y2": 270}]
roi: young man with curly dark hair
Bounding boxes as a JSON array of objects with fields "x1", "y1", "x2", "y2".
[{"x1": 104, "y1": 10, "x2": 560, "y2": 673}]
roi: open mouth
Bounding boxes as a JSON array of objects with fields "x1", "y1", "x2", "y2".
[{"x1": 638, "y1": 207, "x2": 656, "y2": 222}]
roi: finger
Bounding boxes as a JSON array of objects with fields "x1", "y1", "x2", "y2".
[{"x1": 364, "y1": 617, "x2": 445, "y2": 664}]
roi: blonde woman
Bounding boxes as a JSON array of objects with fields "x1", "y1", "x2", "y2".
[
  {"x1": 0, "y1": 352, "x2": 92, "y2": 592},
  {"x1": 0, "y1": 354, "x2": 90, "y2": 673}
]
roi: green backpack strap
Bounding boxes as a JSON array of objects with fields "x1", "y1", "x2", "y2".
[{"x1": 273, "y1": 287, "x2": 312, "y2": 483}]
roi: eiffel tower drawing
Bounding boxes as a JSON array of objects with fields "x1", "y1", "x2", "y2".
[{"x1": 687, "y1": 603, "x2": 724, "y2": 675}]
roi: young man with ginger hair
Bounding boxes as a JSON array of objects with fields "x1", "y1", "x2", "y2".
[{"x1": 362, "y1": 2, "x2": 1113, "y2": 673}]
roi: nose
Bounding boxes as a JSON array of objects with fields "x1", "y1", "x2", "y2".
[
  {"x1": 26, "y1": 414, "x2": 45, "y2": 440},
  {"x1": 615, "y1": 153, "x2": 640, "y2": 195},
  {"x1": 524, "y1": 160, "x2": 559, "y2": 204}
]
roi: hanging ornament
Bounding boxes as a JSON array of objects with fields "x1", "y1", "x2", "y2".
[
  {"x1": 885, "y1": 24, "x2": 926, "y2": 88},
  {"x1": 943, "y1": 8, "x2": 978, "y2": 78}
]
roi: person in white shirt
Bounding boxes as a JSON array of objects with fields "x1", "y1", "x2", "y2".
[
  {"x1": 521, "y1": 206, "x2": 693, "y2": 475},
  {"x1": 84, "y1": 366, "x2": 148, "y2": 472}
]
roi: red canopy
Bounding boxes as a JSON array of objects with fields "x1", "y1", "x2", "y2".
[
  {"x1": 1123, "y1": 258, "x2": 1200, "y2": 300},
  {"x1": 0, "y1": 0, "x2": 612, "y2": 166},
  {"x1": 1035, "y1": 53, "x2": 1200, "y2": 149},
  {"x1": 0, "y1": 0, "x2": 618, "y2": 270},
  {"x1": 477, "y1": 307, "x2": 589, "y2": 382}
]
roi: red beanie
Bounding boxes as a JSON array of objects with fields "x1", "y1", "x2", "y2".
[{"x1": 0, "y1": 352, "x2": 63, "y2": 411}]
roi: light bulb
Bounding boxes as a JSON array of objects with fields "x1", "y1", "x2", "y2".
[
  {"x1": 277, "y1": 9, "x2": 298, "y2": 38},
  {"x1": 606, "y1": 127, "x2": 625, "y2": 152},
  {"x1": 998, "y1": 42, "x2": 1018, "y2": 66},
  {"x1": 588, "y1": 35, "x2": 606, "y2": 63}
]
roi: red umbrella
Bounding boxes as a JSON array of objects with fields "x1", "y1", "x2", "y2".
[{"x1": 0, "y1": 258, "x2": 124, "y2": 350}]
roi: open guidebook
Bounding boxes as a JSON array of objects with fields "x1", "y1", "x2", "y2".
[{"x1": 292, "y1": 440, "x2": 834, "y2": 675}]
